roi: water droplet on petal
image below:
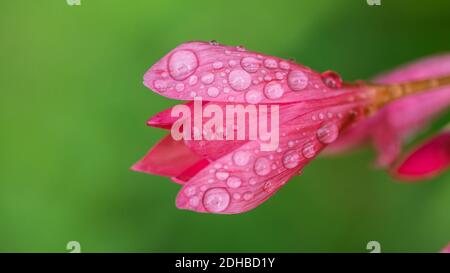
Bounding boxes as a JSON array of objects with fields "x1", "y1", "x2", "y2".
[
  {"x1": 321, "y1": 70, "x2": 342, "y2": 89},
  {"x1": 233, "y1": 192, "x2": 241, "y2": 200},
  {"x1": 189, "y1": 196, "x2": 200, "y2": 207},
  {"x1": 248, "y1": 178, "x2": 258, "y2": 185},
  {"x1": 279, "y1": 61, "x2": 290, "y2": 70},
  {"x1": 263, "y1": 181, "x2": 276, "y2": 192},
  {"x1": 184, "y1": 186, "x2": 196, "y2": 197},
  {"x1": 168, "y1": 50, "x2": 198, "y2": 80},
  {"x1": 302, "y1": 142, "x2": 316, "y2": 159},
  {"x1": 275, "y1": 72, "x2": 285, "y2": 80},
  {"x1": 243, "y1": 191, "x2": 253, "y2": 201},
  {"x1": 207, "y1": 87, "x2": 220, "y2": 97},
  {"x1": 203, "y1": 188, "x2": 230, "y2": 212},
  {"x1": 228, "y1": 60, "x2": 237, "y2": 67},
  {"x1": 287, "y1": 140, "x2": 295, "y2": 148},
  {"x1": 264, "y1": 81, "x2": 284, "y2": 99},
  {"x1": 241, "y1": 56, "x2": 260, "y2": 73},
  {"x1": 287, "y1": 70, "x2": 308, "y2": 91},
  {"x1": 215, "y1": 170, "x2": 230, "y2": 180},
  {"x1": 226, "y1": 176, "x2": 242, "y2": 189},
  {"x1": 245, "y1": 90, "x2": 263, "y2": 104},
  {"x1": 153, "y1": 80, "x2": 168, "y2": 92},
  {"x1": 264, "y1": 58, "x2": 278, "y2": 69},
  {"x1": 209, "y1": 40, "x2": 219, "y2": 46},
  {"x1": 213, "y1": 61, "x2": 224, "y2": 69},
  {"x1": 317, "y1": 122, "x2": 339, "y2": 144},
  {"x1": 236, "y1": 45, "x2": 246, "y2": 51},
  {"x1": 254, "y1": 157, "x2": 271, "y2": 176},
  {"x1": 201, "y1": 73, "x2": 215, "y2": 85},
  {"x1": 282, "y1": 150, "x2": 301, "y2": 169},
  {"x1": 228, "y1": 69, "x2": 251, "y2": 91},
  {"x1": 232, "y1": 151, "x2": 251, "y2": 166},
  {"x1": 188, "y1": 75, "x2": 198, "y2": 86}
]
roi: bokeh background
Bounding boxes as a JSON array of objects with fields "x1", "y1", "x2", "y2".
[{"x1": 0, "y1": 0, "x2": 449, "y2": 252}]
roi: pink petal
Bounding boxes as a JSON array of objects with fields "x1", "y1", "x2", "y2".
[
  {"x1": 175, "y1": 102, "x2": 364, "y2": 214},
  {"x1": 394, "y1": 131, "x2": 450, "y2": 181},
  {"x1": 328, "y1": 54, "x2": 450, "y2": 166},
  {"x1": 131, "y1": 134, "x2": 205, "y2": 182},
  {"x1": 144, "y1": 41, "x2": 348, "y2": 104},
  {"x1": 147, "y1": 101, "x2": 194, "y2": 130}
]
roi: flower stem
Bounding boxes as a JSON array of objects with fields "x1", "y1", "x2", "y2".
[{"x1": 362, "y1": 74, "x2": 450, "y2": 115}]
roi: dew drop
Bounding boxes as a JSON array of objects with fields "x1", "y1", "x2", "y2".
[
  {"x1": 189, "y1": 196, "x2": 200, "y2": 207},
  {"x1": 209, "y1": 40, "x2": 219, "y2": 46},
  {"x1": 201, "y1": 73, "x2": 215, "y2": 85},
  {"x1": 254, "y1": 157, "x2": 271, "y2": 176},
  {"x1": 215, "y1": 170, "x2": 230, "y2": 180},
  {"x1": 241, "y1": 56, "x2": 260, "y2": 73},
  {"x1": 168, "y1": 50, "x2": 198, "y2": 80},
  {"x1": 279, "y1": 61, "x2": 290, "y2": 70},
  {"x1": 321, "y1": 71, "x2": 342, "y2": 89},
  {"x1": 236, "y1": 45, "x2": 246, "y2": 51},
  {"x1": 282, "y1": 150, "x2": 301, "y2": 169},
  {"x1": 302, "y1": 142, "x2": 316, "y2": 159},
  {"x1": 213, "y1": 61, "x2": 224, "y2": 69},
  {"x1": 184, "y1": 186, "x2": 196, "y2": 197},
  {"x1": 232, "y1": 150, "x2": 251, "y2": 166},
  {"x1": 207, "y1": 87, "x2": 220, "y2": 98},
  {"x1": 243, "y1": 191, "x2": 253, "y2": 201},
  {"x1": 264, "y1": 81, "x2": 284, "y2": 99},
  {"x1": 228, "y1": 60, "x2": 237, "y2": 67},
  {"x1": 275, "y1": 72, "x2": 285, "y2": 80},
  {"x1": 228, "y1": 69, "x2": 252, "y2": 91},
  {"x1": 203, "y1": 188, "x2": 230, "y2": 212},
  {"x1": 263, "y1": 181, "x2": 275, "y2": 192},
  {"x1": 316, "y1": 122, "x2": 339, "y2": 144},
  {"x1": 287, "y1": 140, "x2": 295, "y2": 148},
  {"x1": 287, "y1": 70, "x2": 308, "y2": 91},
  {"x1": 188, "y1": 75, "x2": 198, "y2": 86},
  {"x1": 232, "y1": 192, "x2": 241, "y2": 200},
  {"x1": 248, "y1": 178, "x2": 258, "y2": 185},
  {"x1": 264, "y1": 58, "x2": 278, "y2": 69},
  {"x1": 226, "y1": 176, "x2": 242, "y2": 189},
  {"x1": 153, "y1": 80, "x2": 168, "y2": 92}
]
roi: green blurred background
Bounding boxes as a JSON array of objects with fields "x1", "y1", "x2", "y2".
[{"x1": 0, "y1": 0, "x2": 449, "y2": 252}]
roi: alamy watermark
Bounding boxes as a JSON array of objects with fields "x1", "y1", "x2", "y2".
[{"x1": 170, "y1": 97, "x2": 280, "y2": 151}]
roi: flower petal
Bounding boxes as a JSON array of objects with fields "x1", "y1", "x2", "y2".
[
  {"x1": 393, "y1": 131, "x2": 450, "y2": 181},
  {"x1": 131, "y1": 134, "x2": 205, "y2": 182},
  {"x1": 328, "y1": 54, "x2": 450, "y2": 166},
  {"x1": 174, "y1": 102, "x2": 363, "y2": 214},
  {"x1": 144, "y1": 41, "x2": 346, "y2": 104}
]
